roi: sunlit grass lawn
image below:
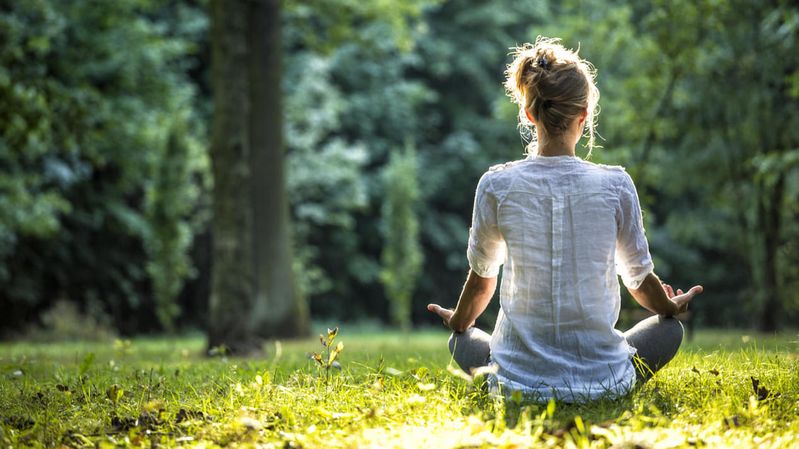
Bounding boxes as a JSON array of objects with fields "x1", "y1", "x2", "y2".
[{"x1": 1, "y1": 328, "x2": 797, "y2": 448}]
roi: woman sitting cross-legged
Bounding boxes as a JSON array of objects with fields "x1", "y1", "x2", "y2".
[{"x1": 427, "y1": 37, "x2": 703, "y2": 403}]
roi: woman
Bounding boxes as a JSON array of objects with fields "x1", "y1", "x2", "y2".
[{"x1": 427, "y1": 37, "x2": 702, "y2": 402}]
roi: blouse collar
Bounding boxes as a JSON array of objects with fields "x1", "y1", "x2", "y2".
[{"x1": 528, "y1": 154, "x2": 579, "y2": 163}]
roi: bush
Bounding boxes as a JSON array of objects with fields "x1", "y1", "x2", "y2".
[
  {"x1": 26, "y1": 300, "x2": 116, "y2": 342},
  {"x1": 380, "y1": 144, "x2": 424, "y2": 330}
]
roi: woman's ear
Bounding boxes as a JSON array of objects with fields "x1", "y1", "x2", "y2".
[
  {"x1": 579, "y1": 108, "x2": 588, "y2": 124},
  {"x1": 524, "y1": 108, "x2": 536, "y2": 125}
]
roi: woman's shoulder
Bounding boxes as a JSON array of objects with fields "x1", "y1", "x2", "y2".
[
  {"x1": 476, "y1": 158, "x2": 527, "y2": 184},
  {"x1": 487, "y1": 158, "x2": 529, "y2": 173},
  {"x1": 578, "y1": 158, "x2": 626, "y2": 172},
  {"x1": 578, "y1": 159, "x2": 633, "y2": 183},
  {"x1": 479, "y1": 158, "x2": 532, "y2": 189}
]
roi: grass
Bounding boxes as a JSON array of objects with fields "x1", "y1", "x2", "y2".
[{"x1": 0, "y1": 328, "x2": 797, "y2": 448}]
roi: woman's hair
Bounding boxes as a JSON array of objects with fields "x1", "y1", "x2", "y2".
[{"x1": 504, "y1": 36, "x2": 600, "y2": 156}]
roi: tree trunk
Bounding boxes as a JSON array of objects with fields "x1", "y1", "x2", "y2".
[
  {"x1": 248, "y1": 0, "x2": 308, "y2": 338},
  {"x1": 208, "y1": 0, "x2": 307, "y2": 355},
  {"x1": 207, "y1": 0, "x2": 255, "y2": 354},
  {"x1": 757, "y1": 172, "x2": 784, "y2": 332}
]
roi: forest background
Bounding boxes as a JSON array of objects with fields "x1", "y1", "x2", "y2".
[{"x1": 1, "y1": 0, "x2": 798, "y2": 341}]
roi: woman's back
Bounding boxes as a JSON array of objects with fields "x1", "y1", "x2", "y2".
[{"x1": 473, "y1": 155, "x2": 650, "y2": 401}]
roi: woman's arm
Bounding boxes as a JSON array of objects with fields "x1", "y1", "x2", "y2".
[
  {"x1": 628, "y1": 272, "x2": 703, "y2": 316},
  {"x1": 427, "y1": 269, "x2": 497, "y2": 332}
]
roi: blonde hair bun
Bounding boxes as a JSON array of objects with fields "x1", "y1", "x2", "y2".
[{"x1": 504, "y1": 37, "x2": 600, "y2": 155}]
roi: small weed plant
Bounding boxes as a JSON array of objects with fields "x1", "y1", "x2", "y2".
[{"x1": 309, "y1": 327, "x2": 344, "y2": 384}]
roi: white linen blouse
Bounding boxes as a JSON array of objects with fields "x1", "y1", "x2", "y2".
[{"x1": 467, "y1": 155, "x2": 654, "y2": 402}]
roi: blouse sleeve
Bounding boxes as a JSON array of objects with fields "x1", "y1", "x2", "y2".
[
  {"x1": 615, "y1": 171, "x2": 654, "y2": 289},
  {"x1": 467, "y1": 172, "x2": 506, "y2": 278}
]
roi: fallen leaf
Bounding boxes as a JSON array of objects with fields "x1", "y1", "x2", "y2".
[
  {"x1": 175, "y1": 408, "x2": 208, "y2": 423},
  {"x1": 723, "y1": 415, "x2": 740, "y2": 428},
  {"x1": 751, "y1": 376, "x2": 781, "y2": 401}
]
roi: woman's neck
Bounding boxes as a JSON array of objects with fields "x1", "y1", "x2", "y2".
[
  {"x1": 536, "y1": 125, "x2": 580, "y2": 157},
  {"x1": 537, "y1": 138, "x2": 576, "y2": 157}
]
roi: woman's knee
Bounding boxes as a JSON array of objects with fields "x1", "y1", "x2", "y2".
[
  {"x1": 631, "y1": 317, "x2": 685, "y2": 382},
  {"x1": 659, "y1": 316, "x2": 685, "y2": 346},
  {"x1": 448, "y1": 328, "x2": 492, "y2": 374},
  {"x1": 448, "y1": 327, "x2": 480, "y2": 354},
  {"x1": 626, "y1": 315, "x2": 685, "y2": 359},
  {"x1": 637, "y1": 315, "x2": 684, "y2": 341}
]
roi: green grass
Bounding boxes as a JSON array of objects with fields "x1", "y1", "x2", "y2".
[{"x1": 1, "y1": 328, "x2": 797, "y2": 448}]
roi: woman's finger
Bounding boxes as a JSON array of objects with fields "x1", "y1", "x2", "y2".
[
  {"x1": 674, "y1": 285, "x2": 703, "y2": 310},
  {"x1": 427, "y1": 304, "x2": 453, "y2": 320}
]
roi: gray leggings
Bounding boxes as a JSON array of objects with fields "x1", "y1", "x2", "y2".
[{"x1": 448, "y1": 314, "x2": 684, "y2": 383}]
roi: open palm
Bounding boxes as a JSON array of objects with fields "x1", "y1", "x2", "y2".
[{"x1": 662, "y1": 282, "x2": 703, "y2": 314}]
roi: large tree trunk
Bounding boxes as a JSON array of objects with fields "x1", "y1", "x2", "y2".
[
  {"x1": 208, "y1": 0, "x2": 255, "y2": 354},
  {"x1": 208, "y1": 0, "x2": 308, "y2": 355}
]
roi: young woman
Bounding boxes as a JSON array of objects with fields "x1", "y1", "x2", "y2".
[{"x1": 427, "y1": 37, "x2": 703, "y2": 402}]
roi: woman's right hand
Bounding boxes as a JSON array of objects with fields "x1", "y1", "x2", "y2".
[
  {"x1": 661, "y1": 282, "x2": 703, "y2": 315},
  {"x1": 427, "y1": 303, "x2": 477, "y2": 332},
  {"x1": 427, "y1": 303, "x2": 455, "y2": 328}
]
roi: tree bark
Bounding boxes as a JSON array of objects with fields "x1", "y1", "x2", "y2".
[
  {"x1": 757, "y1": 172, "x2": 784, "y2": 332},
  {"x1": 208, "y1": 0, "x2": 256, "y2": 354},
  {"x1": 248, "y1": 0, "x2": 308, "y2": 338},
  {"x1": 208, "y1": 0, "x2": 308, "y2": 355}
]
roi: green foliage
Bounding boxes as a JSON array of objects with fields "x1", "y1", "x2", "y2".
[
  {"x1": 664, "y1": 0, "x2": 799, "y2": 327},
  {"x1": 381, "y1": 145, "x2": 424, "y2": 330},
  {"x1": 145, "y1": 123, "x2": 209, "y2": 331},
  {"x1": 282, "y1": 3, "x2": 438, "y2": 321},
  {"x1": 0, "y1": 331, "x2": 797, "y2": 447},
  {"x1": 0, "y1": 0, "x2": 208, "y2": 332},
  {"x1": 284, "y1": 0, "x2": 433, "y2": 53},
  {"x1": 284, "y1": 53, "x2": 369, "y2": 299}
]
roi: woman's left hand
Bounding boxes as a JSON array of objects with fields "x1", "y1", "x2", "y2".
[{"x1": 661, "y1": 282, "x2": 703, "y2": 315}]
